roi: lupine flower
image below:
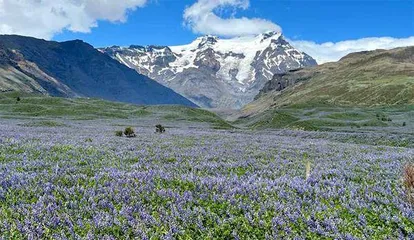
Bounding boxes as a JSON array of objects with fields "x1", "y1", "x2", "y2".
[{"x1": 0, "y1": 119, "x2": 412, "y2": 238}]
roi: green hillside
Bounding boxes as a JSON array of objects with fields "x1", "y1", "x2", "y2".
[
  {"x1": 245, "y1": 47, "x2": 414, "y2": 114},
  {"x1": 235, "y1": 104, "x2": 413, "y2": 132},
  {"x1": 0, "y1": 92, "x2": 233, "y2": 129},
  {"x1": 238, "y1": 47, "x2": 414, "y2": 131}
]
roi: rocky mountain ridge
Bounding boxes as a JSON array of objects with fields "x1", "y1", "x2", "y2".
[
  {"x1": 0, "y1": 35, "x2": 197, "y2": 107},
  {"x1": 101, "y1": 32, "x2": 317, "y2": 109}
]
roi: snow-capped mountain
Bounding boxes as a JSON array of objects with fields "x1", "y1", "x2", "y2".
[{"x1": 101, "y1": 32, "x2": 317, "y2": 109}]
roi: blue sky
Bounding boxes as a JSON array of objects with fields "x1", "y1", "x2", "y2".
[
  {"x1": 52, "y1": 0, "x2": 413, "y2": 47},
  {"x1": 0, "y1": 0, "x2": 413, "y2": 63}
]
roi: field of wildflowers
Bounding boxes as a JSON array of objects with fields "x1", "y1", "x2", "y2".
[{"x1": 0, "y1": 119, "x2": 413, "y2": 239}]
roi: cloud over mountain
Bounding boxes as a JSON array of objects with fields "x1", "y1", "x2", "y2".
[
  {"x1": 0, "y1": 0, "x2": 147, "y2": 39},
  {"x1": 184, "y1": 0, "x2": 281, "y2": 37},
  {"x1": 291, "y1": 36, "x2": 414, "y2": 64},
  {"x1": 183, "y1": 1, "x2": 414, "y2": 62}
]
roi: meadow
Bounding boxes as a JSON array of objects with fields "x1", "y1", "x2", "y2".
[{"x1": 0, "y1": 94, "x2": 413, "y2": 239}]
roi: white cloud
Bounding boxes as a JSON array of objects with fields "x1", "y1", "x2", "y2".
[
  {"x1": 183, "y1": 1, "x2": 414, "y2": 63},
  {"x1": 291, "y1": 37, "x2": 414, "y2": 64},
  {"x1": 2, "y1": 0, "x2": 412, "y2": 64},
  {"x1": 0, "y1": 0, "x2": 148, "y2": 39},
  {"x1": 184, "y1": 0, "x2": 281, "y2": 38}
]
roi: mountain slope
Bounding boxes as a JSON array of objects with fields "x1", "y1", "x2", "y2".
[
  {"x1": 0, "y1": 43, "x2": 78, "y2": 97},
  {"x1": 0, "y1": 35, "x2": 197, "y2": 107},
  {"x1": 101, "y1": 32, "x2": 317, "y2": 109},
  {"x1": 243, "y1": 46, "x2": 414, "y2": 117}
]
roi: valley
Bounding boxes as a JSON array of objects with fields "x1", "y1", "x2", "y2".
[
  {"x1": 0, "y1": 35, "x2": 413, "y2": 239},
  {"x1": 0, "y1": 91, "x2": 413, "y2": 238}
]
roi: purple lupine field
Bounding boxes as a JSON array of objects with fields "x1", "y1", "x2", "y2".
[{"x1": 0, "y1": 119, "x2": 413, "y2": 239}]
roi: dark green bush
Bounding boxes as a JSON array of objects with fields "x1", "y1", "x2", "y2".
[
  {"x1": 403, "y1": 122, "x2": 407, "y2": 127},
  {"x1": 124, "y1": 127, "x2": 136, "y2": 138},
  {"x1": 156, "y1": 124, "x2": 166, "y2": 133},
  {"x1": 115, "y1": 130, "x2": 123, "y2": 137},
  {"x1": 376, "y1": 113, "x2": 392, "y2": 122},
  {"x1": 16, "y1": 96, "x2": 21, "y2": 102}
]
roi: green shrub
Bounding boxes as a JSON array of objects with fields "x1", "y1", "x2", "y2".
[
  {"x1": 124, "y1": 127, "x2": 136, "y2": 138},
  {"x1": 115, "y1": 131, "x2": 123, "y2": 137},
  {"x1": 156, "y1": 124, "x2": 166, "y2": 133},
  {"x1": 403, "y1": 122, "x2": 407, "y2": 127},
  {"x1": 16, "y1": 96, "x2": 21, "y2": 102},
  {"x1": 376, "y1": 112, "x2": 392, "y2": 122}
]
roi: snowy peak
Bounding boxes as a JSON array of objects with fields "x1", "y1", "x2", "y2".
[
  {"x1": 260, "y1": 31, "x2": 280, "y2": 41},
  {"x1": 197, "y1": 35, "x2": 219, "y2": 48},
  {"x1": 101, "y1": 33, "x2": 317, "y2": 109},
  {"x1": 102, "y1": 45, "x2": 174, "y2": 55}
]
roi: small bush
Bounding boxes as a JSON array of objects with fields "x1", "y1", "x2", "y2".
[
  {"x1": 403, "y1": 163, "x2": 414, "y2": 205},
  {"x1": 85, "y1": 138, "x2": 93, "y2": 142},
  {"x1": 376, "y1": 113, "x2": 392, "y2": 122},
  {"x1": 155, "y1": 124, "x2": 165, "y2": 133},
  {"x1": 124, "y1": 127, "x2": 136, "y2": 138},
  {"x1": 403, "y1": 122, "x2": 407, "y2": 127},
  {"x1": 16, "y1": 96, "x2": 21, "y2": 102},
  {"x1": 115, "y1": 130, "x2": 123, "y2": 137}
]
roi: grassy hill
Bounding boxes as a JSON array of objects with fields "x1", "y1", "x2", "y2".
[
  {"x1": 0, "y1": 92, "x2": 233, "y2": 129},
  {"x1": 245, "y1": 47, "x2": 414, "y2": 114},
  {"x1": 238, "y1": 47, "x2": 414, "y2": 131}
]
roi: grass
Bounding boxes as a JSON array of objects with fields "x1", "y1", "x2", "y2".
[
  {"x1": 160, "y1": 106, "x2": 235, "y2": 129},
  {"x1": 0, "y1": 92, "x2": 234, "y2": 129},
  {"x1": 249, "y1": 112, "x2": 300, "y2": 129},
  {"x1": 18, "y1": 120, "x2": 67, "y2": 127},
  {"x1": 238, "y1": 104, "x2": 413, "y2": 132},
  {"x1": 326, "y1": 112, "x2": 369, "y2": 120},
  {"x1": 2, "y1": 92, "x2": 410, "y2": 133}
]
